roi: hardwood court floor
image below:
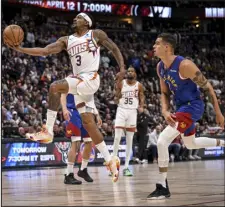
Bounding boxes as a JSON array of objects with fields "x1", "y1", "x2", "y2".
[{"x1": 2, "y1": 160, "x2": 224, "y2": 206}]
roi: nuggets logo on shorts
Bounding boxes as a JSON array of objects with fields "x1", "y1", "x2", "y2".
[
  {"x1": 180, "y1": 122, "x2": 187, "y2": 129},
  {"x1": 67, "y1": 129, "x2": 73, "y2": 135}
]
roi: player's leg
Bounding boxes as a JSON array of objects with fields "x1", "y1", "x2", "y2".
[
  {"x1": 123, "y1": 109, "x2": 137, "y2": 176},
  {"x1": 64, "y1": 116, "x2": 83, "y2": 185},
  {"x1": 75, "y1": 93, "x2": 120, "y2": 182},
  {"x1": 25, "y1": 77, "x2": 79, "y2": 142},
  {"x1": 77, "y1": 127, "x2": 94, "y2": 182},
  {"x1": 113, "y1": 107, "x2": 126, "y2": 157},
  {"x1": 147, "y1": 125, "x2": 179, "y2": 199},
  {"x1": 64, "y1": 139, "x2": 82, "y2": 185},
  {"x1": 177, "y1": 116, "x2": 225, "y2": 149},
  {"x1": 80, "y1": 112, "x2": 120, "y2": 182}
]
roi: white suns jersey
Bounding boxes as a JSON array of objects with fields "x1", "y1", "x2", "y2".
[
  {"x1": 67, "y1": 30, "x2": 100, "y2": 75},
  {"x1": 118, "y1": 80, "x2": 140, "y2": 109}
]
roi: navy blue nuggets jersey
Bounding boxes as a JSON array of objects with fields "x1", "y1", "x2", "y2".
[
  {"x1": 158, "y1": 56, "x2": 201, "y2": 107},
  {"x1": 158, "y1": 56, "x2": 204, "y2": 136},
  {"x1": 65, "y1": 94, "x2": 89, "y2": 139}
]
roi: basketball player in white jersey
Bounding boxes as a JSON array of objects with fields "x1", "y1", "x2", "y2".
[
  {"x1": 7, "y1": 13, "x2": 125, "y2": 182},
  {"x1": 112, "y1": 66, "x2": 145, "y2": 176}
]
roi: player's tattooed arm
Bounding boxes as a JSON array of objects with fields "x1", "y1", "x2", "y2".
[
  {"x1": 93, "y1": 29, "x2": 125, "y2": 71},
  {"x1": 180, "y1": 59, "x2": 221, "y2": 114},
  {"x1": 192, "y1": 71, "x2": 214, "y2": 104},
  {"x1": 15, "y1": 36, "x2": 68, "y2": 56},
  {"x1": 138, "y1": 83, "x2": 145, "y2": 108}
]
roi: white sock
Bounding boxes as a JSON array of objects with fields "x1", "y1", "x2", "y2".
[
  {"x1": 96, "y1": 141, "x2": 111, "y2": 162},
  {"x1": 158, "y1": 172, "x2": 167, "y2": 188},
  {"x1": 81, "y1": 159, "x2": 89, "y2": 171},
  {"x1": 67, "y1": 162, "x2": 74, "y2": 175},
  {"x1": 113, "y1": 128, "x2": 123, "y2": 156},
  {"x1": 124, "y1": 131, "x2": 134, "y2": 169},
  {"x1": 46, "y1": 109, "x2": 57, "y2": 135}
]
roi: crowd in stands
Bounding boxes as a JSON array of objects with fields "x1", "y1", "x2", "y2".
[{"x1": 2, "y1": 11, "x2": 225, "y2": 143}]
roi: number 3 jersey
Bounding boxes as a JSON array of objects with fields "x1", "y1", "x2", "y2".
[
  {"x1": 118, "y1": 80, "x2": 140, "y2": 109},
  {"x1": 67, "y1": 30, "x2": 100, "y2": 75}
]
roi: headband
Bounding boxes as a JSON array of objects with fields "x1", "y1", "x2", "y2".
[{"x1": 77, "y1": 13, "x2": 92, "y2": 27}]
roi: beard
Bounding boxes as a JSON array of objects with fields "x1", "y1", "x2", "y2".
[{"x1": 127, "y1": 76, "x2": 134, "y2": 80}]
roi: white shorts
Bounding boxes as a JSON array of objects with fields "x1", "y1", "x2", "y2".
[
  {"x1": 71, "y1": 136, "x2": 92, "y2": 142},
  {"x1": 114, "y1": 107, "x2": 137, "y2": 128},
  {"x1": 65, "y1": 72, "x2": 100, "y2": 114}
]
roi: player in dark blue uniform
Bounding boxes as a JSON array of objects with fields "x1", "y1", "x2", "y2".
[
  {"x1": 61, "y1": 93, "x2": 102, "y2": 185},
  {"x1": 147, "y1": 33, "x2": 224, "y2": 199}
]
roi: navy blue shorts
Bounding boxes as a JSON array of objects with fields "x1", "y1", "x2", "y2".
[{"x1": 65, "y1": 108, "x2": 89, "y2": 139}]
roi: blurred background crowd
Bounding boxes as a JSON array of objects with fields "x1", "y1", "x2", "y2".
[{"x1": 1, "y1": 1, "x2": 224, "y2": 161}]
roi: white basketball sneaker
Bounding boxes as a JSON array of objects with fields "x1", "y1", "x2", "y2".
[
  {"x1": 25, "y1": 126, "x2": 53, "y2": 144},
  {"x1": 105, "y1": 156, "x2": 120, "y2": 182}
]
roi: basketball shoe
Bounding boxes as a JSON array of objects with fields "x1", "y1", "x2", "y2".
[
  {"x1": 64, "y1": 173, "x2": 82, "y2": 185},
  {"x1": 123, "y1": 168, "x2": 133, "y2": 176},
  {"x1": 104, "y1": 156, "x2": 120, "y2": 182},
  {"x1": 77, "y1": 168, "x2": 93, "y2": 182},
  {"x1": 25, "y1": 126, "x2": 53, "y2": 144},
  {"x1": 147, "y1": 179, "x2": 171, "y2": 200}
]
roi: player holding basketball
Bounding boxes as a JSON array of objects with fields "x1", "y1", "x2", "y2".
[
  {"x1": 6, "y1": 13, "x2": 125, "y2": 182},
  {"x1": 62, "y1": 92, "x2": 102, "y2": 184},
  {"x1": 147, "y1": 33, "x2": 224, "y2": 199},
  {"x1": 112, "y1": 66, "x2": 145, "y2": 176}
]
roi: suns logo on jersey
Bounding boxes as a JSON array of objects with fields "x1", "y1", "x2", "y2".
[
  {"x1": 122, "y1": 90, "x2": 138, "y2": 98},
  {"x1": 67, "y1": 38, "x2": 98, "y2": 58}
]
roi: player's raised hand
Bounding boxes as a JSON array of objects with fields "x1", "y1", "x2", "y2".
[
  {"x1": 115, "y1": 70, "x2": 126, "y2": 82},
  {"x1": 163, "y1": 111, "x2": 176, "y2": 127},
  {"x1": 63, "y1": 109, "x2": 72, "y2": 121},
  {"x1": 216, "y1": 113, "x2": 225, "y2": 129}
]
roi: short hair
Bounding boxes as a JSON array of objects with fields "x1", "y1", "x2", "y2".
[
  {"x1": 128, "y1": 65, "x2": 136, "y2": 73},
  {"x1": 157, "y1": 33, "x2": 177, "y2": 49}
]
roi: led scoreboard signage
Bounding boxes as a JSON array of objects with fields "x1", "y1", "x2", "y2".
[{"x1": 7, "y1": 0, "x2": 172, "y2": 18}]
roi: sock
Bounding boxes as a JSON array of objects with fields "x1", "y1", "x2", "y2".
[
  {"x1": 124, "y1": 131, "x2": 134, "y2": 169},
  {"x1": 113, "y1": 128, "x2": 123, "y2": 156},
  {"x1": 81, "y1": 159, "x2": 89, "y2": 171},
  {"x1": 67, "y1": 162, "x2": 74, "y2": 175},
  {"x1": 158, "y1": 172, "x2": 167, "y2": 188},
  {"x1": 96, "y1": 141, "x2": 111, "y2": 163},
  {"x1": 46, "y1": 109, "x2": 57, "y2": 135}
]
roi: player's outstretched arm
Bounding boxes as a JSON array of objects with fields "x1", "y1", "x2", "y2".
[
  {"x1": 9, "y1": 36, "x2": 68, "y2": 56},
  {"x1": 179, "y1": 59, "x2": 224, "y2": 128},
  {"x1": 93, "y1": 29, "x2": 125, "y2": 73}
]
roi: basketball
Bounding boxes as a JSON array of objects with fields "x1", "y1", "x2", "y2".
[{"x1": 3, "y1": 24, "x2": 24, "y2": 46}]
